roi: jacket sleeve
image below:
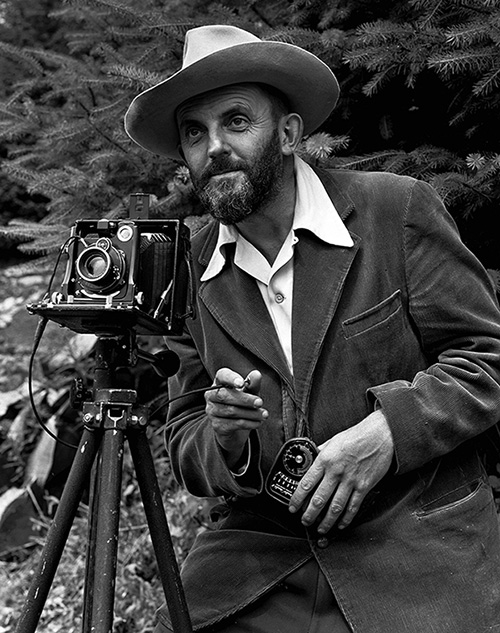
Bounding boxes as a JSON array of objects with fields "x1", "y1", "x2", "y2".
[
  {"x1": 163, "y1": 327, "x2": 263, "y2": 499},
  {"x1": 368, "y1": 179, "x2": 500, "y2": 474}
]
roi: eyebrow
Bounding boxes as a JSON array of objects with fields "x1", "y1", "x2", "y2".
[
  {"x1": 222, "y1": 105, "x2": 251, "y2": 118},
  {"x1": 178, "y1": 103, "x2": 252, "y2": 128}
]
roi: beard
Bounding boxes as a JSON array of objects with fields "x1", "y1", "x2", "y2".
[{"x1": 191, "y1": 130, "x2": 284, "y2": 225}]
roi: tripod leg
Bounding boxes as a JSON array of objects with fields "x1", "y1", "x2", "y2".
[
  {"x1": 83, "y1": 425, "x2": 125, "y2": 633},
  {"x1": 128, "y1": 428, "x2": 193, "y2": 633},
  {"x1": 82, "y1": 456, "x2": 100, "y2": 630},
  {"x1": 15, "y1": 427, "x2": 101, "y2": 633}
]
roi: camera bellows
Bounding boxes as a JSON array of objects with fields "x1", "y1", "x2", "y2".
[{"x1": 138, "y1": 234, "x2": 176, "y2": 312}]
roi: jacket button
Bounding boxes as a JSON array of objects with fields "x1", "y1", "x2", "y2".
[{"x1": 317, "y1": 537, "x2": 329, "y2": 549}]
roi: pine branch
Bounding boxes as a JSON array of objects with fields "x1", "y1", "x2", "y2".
[
  {"x1": 88, "y1": 95, "x2": 130, "y2": 117},
  {"x1": 63, "y1": 0, "x2": 146, "y2": 25},
  {"x1": 266, "y1": 25, "x2": 312, "y2": 42},
  {"x1": 24, "y1": 47, "x2": 85, "y2": 73},
  {"x1": 204, "y1": 4, "x2": 240, "y2": 24},
  {"x1": 428, "y1": 47, "x2": 495, "y2": 76},
  {"x1": 106, "y1": 64, "x2": 166, "y2": 90},
  {"x1": 84, "y1": 150, "x2": 125, "y2": 168},
  {"x1": 416, "y1": 0, "x2": 447, "y2": 27},
  {"x1": 362, "y1": 65, "x2": 402, "y2": 95},
  {"x1": 74, "y1": 99, "x2": 129, "y2": 154},
  {"x1": 42, "y1": 121, "x2": 93, "y2": 147},
  {"x1": 0, "y1": 42, "x2": 44, "y2": 77},
  {"x1": 4, "y1": 255, "x2": 59, "y2": 277},
  {"x1": 0, "y1": 220, "x2": 68, "y2": 239},
  {"x1": 332, "y1": 151, "x2": 404, "y2": 170},
  {"x1": 248, "y1": 3, "x2": 274, "y2": 28},
  {"x1": 17, "y1": 232, "x2": 71, "y2": 255},
  {"x1": 354, "y1": 20, "x2": 420, "y2": 46},
  {"x1": 319, "y1": 28, "x2": 346, "y2": 49},
  {"x1": 445, "y1": 20, "x2": 493, "y2": 47},
  {"x1": 473, "y1": 66, "x2": 500, "y2": 95},
  {"x1": 299, "y1": 132, "x2": 350, "y2": 162}
]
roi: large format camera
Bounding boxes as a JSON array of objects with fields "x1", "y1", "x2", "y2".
[{"x1": 28, "y1": 194, "x2": 193, "y2": 336}]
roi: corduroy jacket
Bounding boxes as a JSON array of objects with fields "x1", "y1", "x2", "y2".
[{"x1": 158, "y1": 168, "x2": 500, "y2": 632}]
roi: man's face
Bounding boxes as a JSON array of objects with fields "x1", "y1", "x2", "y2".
[{"x1": 176, "y1": 84, "x2": 285, "y2": 224}]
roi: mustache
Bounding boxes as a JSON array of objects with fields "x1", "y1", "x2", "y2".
[{"x1": 198, "y1": 157, "x2": 248, "y2": 185}]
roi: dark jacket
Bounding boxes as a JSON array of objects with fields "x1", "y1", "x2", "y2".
[{"x1": 159, "y1": 168, "x2": 500, "y2": 632}]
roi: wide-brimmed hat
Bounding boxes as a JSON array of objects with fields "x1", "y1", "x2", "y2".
[{"x1": 124, "y1": 25, "x2": 340, "y2": 159}]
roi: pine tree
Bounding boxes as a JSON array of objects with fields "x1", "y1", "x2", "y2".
[
  {"x1": 0, "y1": 0, "x2": 499, "y2": 272},
  {"x1": 338, "y1": 0, "x2": 500, "y2": 269}
]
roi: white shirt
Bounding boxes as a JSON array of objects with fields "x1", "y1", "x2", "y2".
[{"x1": 201, "y1": 155, "x2": 354, "y2": 373}]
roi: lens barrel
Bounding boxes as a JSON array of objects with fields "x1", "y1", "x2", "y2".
[{"x1": 76, "y1": 238, "x2": 126, "y2": 294}]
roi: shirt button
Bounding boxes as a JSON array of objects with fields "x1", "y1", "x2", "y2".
[
  {"x1": 317, "y1": 537, "x2": 330, "y2": 549},
  {"x1": 275, "y1": 293, "x2": 285, "y2": 304}
]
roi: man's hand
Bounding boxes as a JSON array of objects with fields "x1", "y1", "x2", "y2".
[
  {"x1": 205, "y1": 368, "x2": 268, "y2": 469},
  {"x1": 289, "y1": 410, "x2": 394, "y2": 532}
]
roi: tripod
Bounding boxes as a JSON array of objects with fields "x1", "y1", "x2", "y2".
[{"x1": 16, "y1": 333, "x2": 193, "y2": 633}]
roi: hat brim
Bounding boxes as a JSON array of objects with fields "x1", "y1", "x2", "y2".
[{"x1": 124, "y1": 41, "x2": 339, "y2": 159}]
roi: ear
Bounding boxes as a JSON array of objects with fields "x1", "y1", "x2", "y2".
[{"x1": 279, "y1": 113, "x2": 304, "y2": 156}]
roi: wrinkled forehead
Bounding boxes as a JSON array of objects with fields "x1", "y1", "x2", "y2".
[{"x1": 175, "y1": 82, "x2": 276, "y2": 123}]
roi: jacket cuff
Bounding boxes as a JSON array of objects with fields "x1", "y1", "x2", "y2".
[
  {"x1": 217, "y1": 430, "x2": 263, "y2": 496},
  {"x1": 367, "y1": 380, "x2": 417, "y2": 474}
]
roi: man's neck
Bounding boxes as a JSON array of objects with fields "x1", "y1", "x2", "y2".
[{"x1": 235, "y1": 157, "x2": 296, "y2": 265}]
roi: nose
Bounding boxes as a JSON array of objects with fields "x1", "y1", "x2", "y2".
[{"x1": 207, "y1": 128, "x2": 230, "y2": 159}]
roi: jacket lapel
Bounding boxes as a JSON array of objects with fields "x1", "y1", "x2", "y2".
[
  {"x1": 291, "y1": 231, "x2": 360, "y2": 410},
  {"x1": 199, "y1": 253, "x2": 293, "y2": 389},
  {"x1": 291, "y1": 169, "x2": 360, "y2": 410}
]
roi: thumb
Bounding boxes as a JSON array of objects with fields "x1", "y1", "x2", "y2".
[{"x1": 244, "y1": 370, "x2": 262, "y2": 395}]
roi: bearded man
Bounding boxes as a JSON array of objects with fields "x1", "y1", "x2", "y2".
[{"x1": 125, "y1": 25, "x2": 500, "y2": 633}]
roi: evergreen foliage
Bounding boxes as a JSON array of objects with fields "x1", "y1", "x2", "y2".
[
  {"x1": 0, "y1": 0, "x2": 499, "y2": 272},
  {"x1": 339, "y1": 0, "x2": 500, "y2": 267}
]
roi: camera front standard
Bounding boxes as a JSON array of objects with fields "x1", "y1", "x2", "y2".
[{"x1": 28, "y1": 213, "x2": 193, "y2": 336}]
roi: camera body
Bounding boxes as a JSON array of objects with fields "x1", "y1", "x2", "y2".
[{"x1": 28, "y1": 202, "x2": 192, "y2": 336}]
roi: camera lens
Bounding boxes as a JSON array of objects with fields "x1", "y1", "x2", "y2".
[
  {"x1": 80, "y1": 251, "x2": 110, "y2": 281},
  {"x1": 76, "y1": 241, "x2": 126, "y2": 294}
]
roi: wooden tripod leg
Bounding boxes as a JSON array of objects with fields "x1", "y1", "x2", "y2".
[
  {"x1": 15, "y1": 427, "x2": 100, "y2": 633},
  {"x1": 128, "y1": 427, "x2": 193, "y2": 633}
]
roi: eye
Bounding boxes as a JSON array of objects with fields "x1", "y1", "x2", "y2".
[
  {"x1": 228, "y1": 116, "x2": 249, "y2": 130},
  {"x1": 182, "y1": 126, "x2": 204, "y2": 143}
]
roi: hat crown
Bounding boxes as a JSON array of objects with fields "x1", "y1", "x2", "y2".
[{"x1": 182, "y1": 25, "x2": 261, "y2": 69}]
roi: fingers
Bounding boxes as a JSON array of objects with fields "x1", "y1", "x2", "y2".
[
  {"x1": 312, "y1": 484, "x2": 367, "y2": 534},
  {"x1": 206, "y1": 369, "x2": 266, "y2": 421},
  {"x1": 208, "y1": 399, "x2": 268, "y2": 427},
  {"x1": 289, "y1": 459, "x2": 325, "y2": 515},
  {"x1": 213, "y1": 367, "x2": 251, "y2": 389},
  {"x1": 335, "y1": 490, "x2": 365, "y2": 530},
  {"x1": 206, "y1": 368, "x2": 268, "y2": 462},
  {"x1": 208, "y1": 369, "x2": 264, "y2": 411},
  {"x1": 287, "y1": 412, "x2": 394, "y2": 533},
  {"x1": 289, "y1": 461, "x2": 346, "y2": 528},
  {"x1": 243, "y1": 369, "x2": 262, "y2": 395},
  {"x1": 290, "y1": 470, "x2": 368, "y2": 533}
]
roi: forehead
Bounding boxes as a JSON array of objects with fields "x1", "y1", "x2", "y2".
[{"x1": 176, "y1": 83, "x2": 273, "y2": 122}]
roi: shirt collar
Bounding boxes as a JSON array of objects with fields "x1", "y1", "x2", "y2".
[
  {"x1": 201, "y1": 155, "x2": 353, "y2": 282},
  {"x1": 293, "y1": 155, "x2": 353, "y2": 247}
]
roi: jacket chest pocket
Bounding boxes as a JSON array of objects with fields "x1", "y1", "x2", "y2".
[
  {"x1": 340, "y1": 289, "x2": 411, "y2": 384},
  {"x1": 342, "y1": 289, "x2": 403, "y2": 340}
]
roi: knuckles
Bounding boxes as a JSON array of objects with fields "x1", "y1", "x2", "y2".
[
  {"x1": 312, "y1": 496, "x2": 326, "y2": 508},
  {"x1": 327, "y1": 503, "x2": 345, "y2": 515}
]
